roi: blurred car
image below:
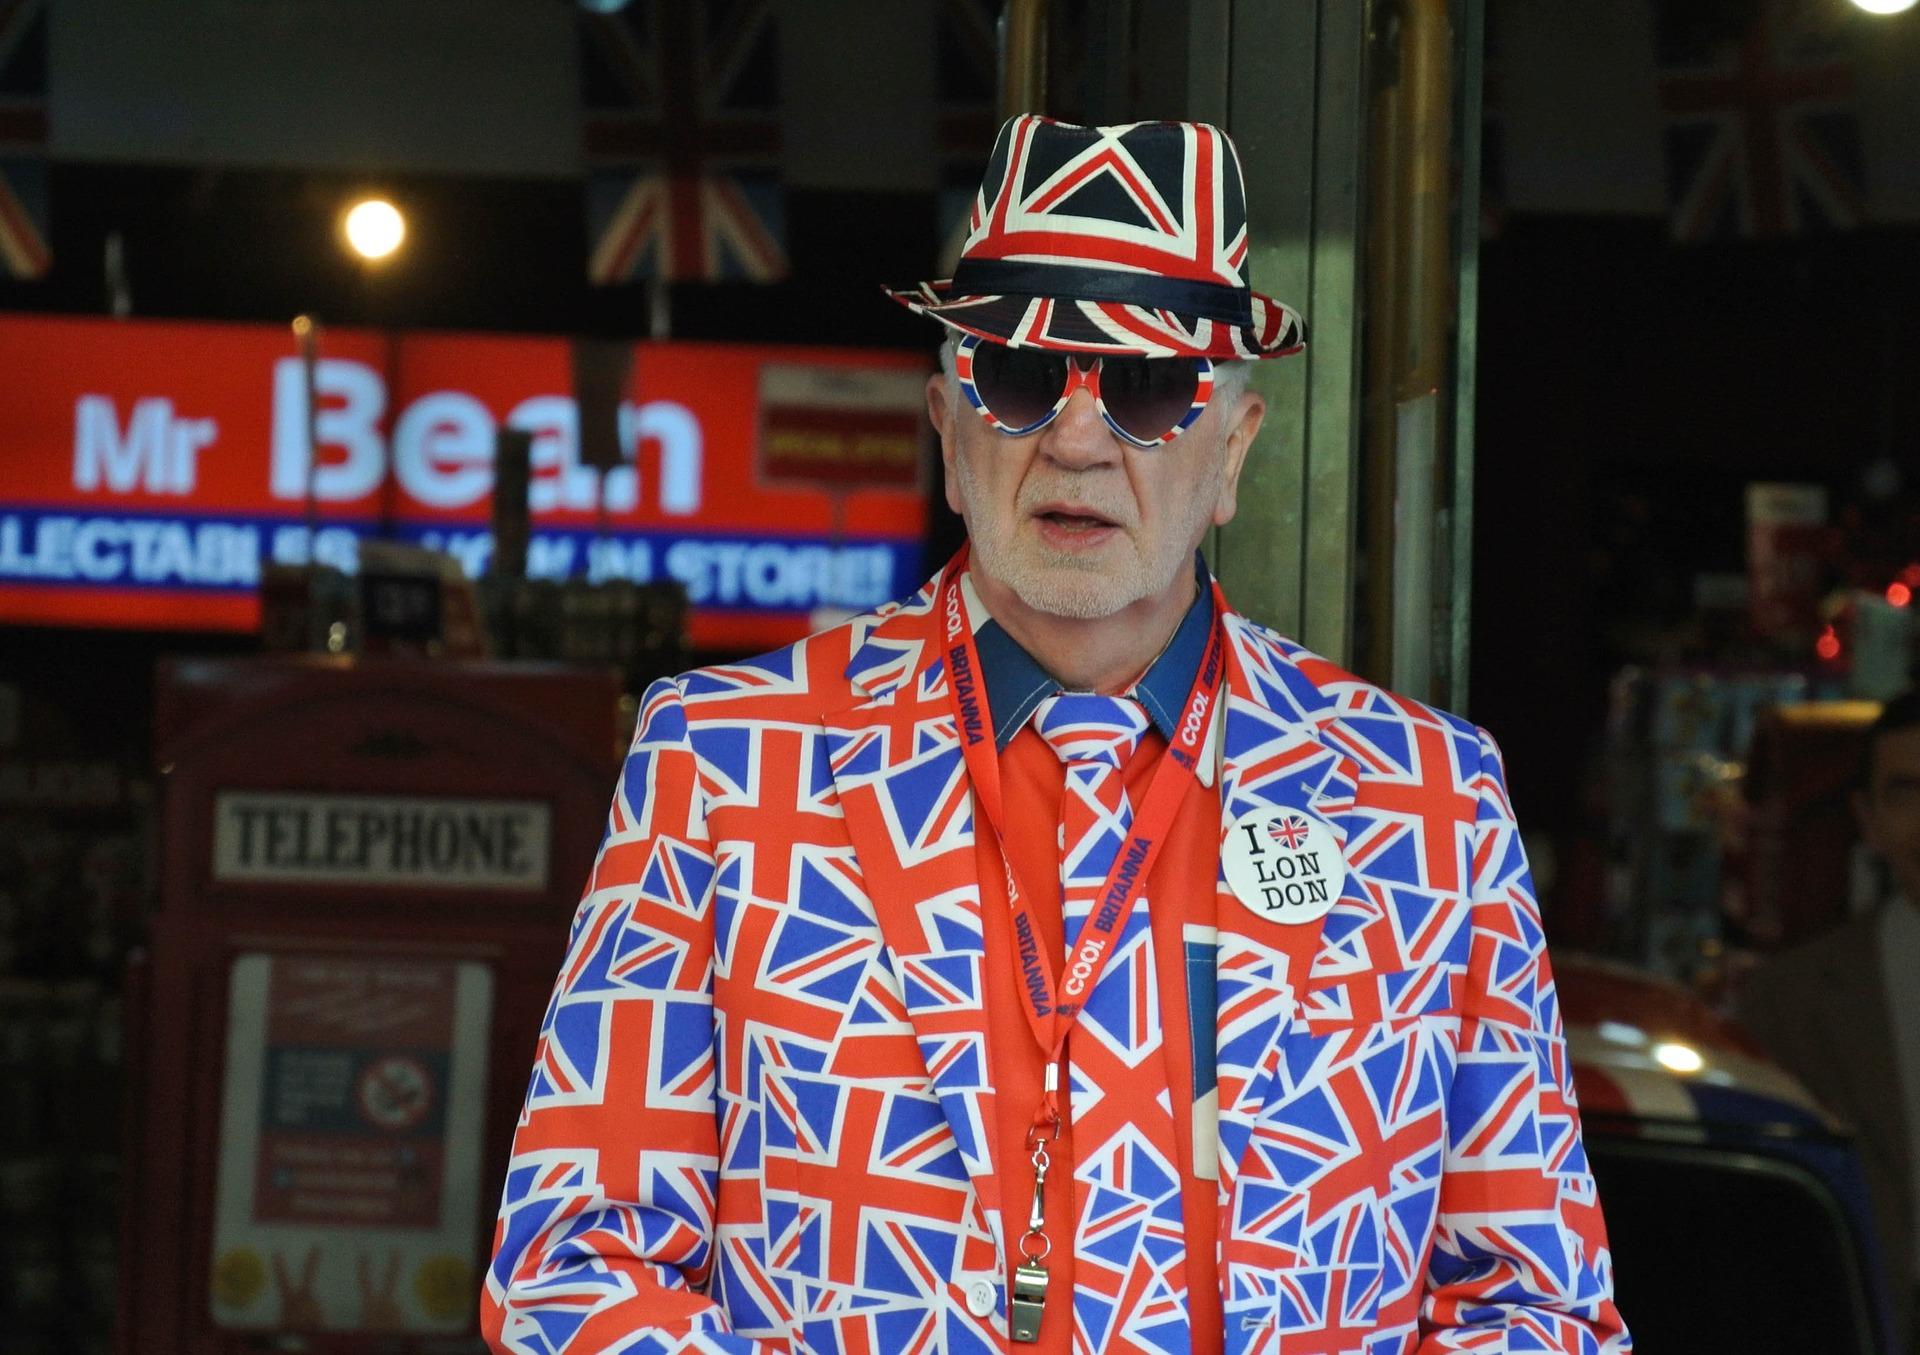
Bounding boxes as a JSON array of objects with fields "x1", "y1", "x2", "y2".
[{"x1": 1558, "y1": 954, "x2": 1897, "y2": 1355}]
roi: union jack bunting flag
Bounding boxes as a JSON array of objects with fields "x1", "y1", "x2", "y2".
[
  {"x1": 579, "y1": 0, "x2": 787, "y2": 285},
  {"x1": 0, "y1": 0, "x2": 50, "y2": 280},
  {"x1": 1656, "y1": 0, "x2": 1866, "y2": 241}
]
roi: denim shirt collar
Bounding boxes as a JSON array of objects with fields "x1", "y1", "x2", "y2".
[{"x1": 971, "y1": 554, "x2": 1216, "y2": 751}]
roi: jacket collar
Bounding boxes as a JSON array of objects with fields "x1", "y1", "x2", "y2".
[
  {"x1": 970, "y1": 557, "x2": 1218, "y2": 750},
  {"x1": 838, "y1": 560, "x2": 1224, "y2": 774}
]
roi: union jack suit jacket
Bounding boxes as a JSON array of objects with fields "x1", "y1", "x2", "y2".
[{"x1": 483, "y1": 574, "x2": 1630, "y2": 1355}]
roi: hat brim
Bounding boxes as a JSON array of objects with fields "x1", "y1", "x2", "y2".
[{"x1": 883, "y1": 279, "x2": 1305, "y2": 360}]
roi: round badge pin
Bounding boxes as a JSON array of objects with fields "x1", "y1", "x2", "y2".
[{"x1": 1222, "y1": 807, "x2": 1342, "y2": 924}]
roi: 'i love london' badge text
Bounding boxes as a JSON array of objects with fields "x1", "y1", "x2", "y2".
[{"x1": 1222, "y1": 808, "x2": 1342, "y2": 924}]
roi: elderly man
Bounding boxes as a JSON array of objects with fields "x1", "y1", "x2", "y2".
[{"x1": 484, "y1": 115, "x2": 1627, "y2": 1355}]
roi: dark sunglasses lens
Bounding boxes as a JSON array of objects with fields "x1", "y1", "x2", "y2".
[
  {"x1": 971, "y1": 343, "x2": 1069, "y2": 430},
  {"x1": 1100, "y1": 356, "x2": 1204, "y2": 443}
]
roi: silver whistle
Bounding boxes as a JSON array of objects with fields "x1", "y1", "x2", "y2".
[
  {"x1": 1011, "y1": 1093, "x2": 1058, "y2": 1343},
  {"x1": 1009, "y1": 1260, "x2": 1049, "y2": 1342}
]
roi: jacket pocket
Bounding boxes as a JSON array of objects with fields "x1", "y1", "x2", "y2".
[
  {"x1": 1224, "y1": 1007, "x2": 1455, "y2": 1349},
  {"x1": 1224, "y1": 1194, "x2": 1385, "y2": 1355},
  {"x1": 764, "y1": 1069, "x2": 980, "y2": 1355}
]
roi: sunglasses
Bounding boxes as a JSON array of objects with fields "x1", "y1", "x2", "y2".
[{"x1": 954, "y1": 334, "x2": 1214, "y2": 449}]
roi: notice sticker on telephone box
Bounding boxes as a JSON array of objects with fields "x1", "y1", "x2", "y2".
[{"x1": 208, "y1": 953, "x2": 492, "y2": 1334}]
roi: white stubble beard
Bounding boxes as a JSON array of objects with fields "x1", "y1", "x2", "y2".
[{"x1": 953, "y1": 433, "x2": 1225, "y2": 620}]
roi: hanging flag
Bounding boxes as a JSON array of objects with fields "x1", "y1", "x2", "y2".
[
  {"x1": 934, "y1": 0, "x2": 997, "y2": 274},
  {"x1": 1656, "y1": 0, "x2": 1867, "y2": 241},
  {"x1": 580, "y1": 0, "x2": 786, "y2": 285},
  {"x1": 0, "y1": 0, "x2": 50, "y2": 280}
]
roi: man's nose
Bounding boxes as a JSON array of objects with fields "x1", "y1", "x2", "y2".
[{"x1": 1038, "y1": 386, "x2": 1123, "y2": 468}]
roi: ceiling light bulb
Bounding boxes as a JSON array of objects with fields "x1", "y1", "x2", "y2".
[{"x1": 343, "y1": 198, "x2": 406, "y2": 261}]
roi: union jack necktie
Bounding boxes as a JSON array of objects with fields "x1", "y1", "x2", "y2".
[
  {"x1": 1033, "y1": 693, "x2": 1193, "y2": 1351},
  {"x1": 1036, "y1": 694, "x2": 1150, "y2": 940}
]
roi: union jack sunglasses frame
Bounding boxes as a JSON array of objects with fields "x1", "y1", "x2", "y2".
[{"x1": 954, "y1": 334, "x2": 1215, "y2": 449}]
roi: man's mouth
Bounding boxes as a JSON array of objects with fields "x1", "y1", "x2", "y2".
[{"x1": 1034, "y1": 506, "x2": 1120, "y2": 531}]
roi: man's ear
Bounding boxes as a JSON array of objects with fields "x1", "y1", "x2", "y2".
[
  {"x1": 1212, "y1": 388, "x2": 1266, "y2": 527},
  {"x1": 927, "y1": 371, "x2": 964, "y2": 516}
]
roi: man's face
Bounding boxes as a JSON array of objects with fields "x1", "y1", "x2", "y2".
[
  {"x1": 1856, "y1": 724, "x2": 1920, "y2": 904},
  {"x1": 926, "y1": 348, "x2": 1264, "y2": 620}
]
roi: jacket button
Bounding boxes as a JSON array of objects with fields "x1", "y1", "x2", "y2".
[{"x1": 964, "y1": 1277, "x2": 997, "y2": 1317}]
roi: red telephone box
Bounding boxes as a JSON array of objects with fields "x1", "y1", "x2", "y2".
[{"x1": 121, "y1": 656, "x2": 622, "y2": 1353}]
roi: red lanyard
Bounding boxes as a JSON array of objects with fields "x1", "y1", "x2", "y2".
[{"x1": 938, "y1": 549, "x2": 1228, "y2": 1130}]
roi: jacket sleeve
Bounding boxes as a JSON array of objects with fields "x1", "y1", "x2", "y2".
[
  {"x1": 482, "y1": 677, "x2": 774, "y2": 1355},
  {"x1": 1417, "y1": 728, "x2": 1632, "y2": 1352}
]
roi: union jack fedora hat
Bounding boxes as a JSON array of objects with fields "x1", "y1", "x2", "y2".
[{"x1": 885, "y1": 115, "x2": 1305, "y2": 360}]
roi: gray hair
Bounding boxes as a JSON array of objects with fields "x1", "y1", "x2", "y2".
[{"x1": 937, "y1": 329, "x2": 1252, "y2": 412}]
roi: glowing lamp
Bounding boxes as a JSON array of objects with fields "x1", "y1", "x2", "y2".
[
  {"x1": 1890, "y1": 582, "x2": 1913, "y2": 608},
  {"x1": 1850, "y1": 0, "x2": 1917, "y2": 13},
  {"x1": 1652, "y1": 1041, "x2": 1704, "y2": 1075},
  {"x1": 342, "y1": 198, "x2": 406, "y2": 262}
]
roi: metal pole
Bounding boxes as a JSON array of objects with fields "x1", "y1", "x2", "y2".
[
  {"x1": 648, "y1": 281, "x2": 671, "y2": 340},
  {"x1": 1000, "y1": 0, "x2": 1049, "y2": 119},
  {"x1": 1364, "y1": 0, "x2": 1457, "y2": 702},
  {"x1": 1401, "y1": 0, "x2": 1454, "y2": 404},
  {"x1": 1450, "y1": 0, "x2": 1486, "y2": 712},
  {"x1": 1362, "y1": 5, "x2": 1404, "y2": 683},
  {"x1": 292, "y1": 314, "x2": 321, "y2": 546}
]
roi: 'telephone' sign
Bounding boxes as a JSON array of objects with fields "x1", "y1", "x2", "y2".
[
  {"x1": 0, "y1": 315, "x2": 930, "y2": 647},
  {"x1": 212, "y1": 791, "x2": 552, "y2": 890}
]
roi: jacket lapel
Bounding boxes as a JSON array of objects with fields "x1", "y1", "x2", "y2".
[
  {"x1": 821, "y1": 589, "x2": 1007, "y2": 1251},
  {"x1": 1209, "y1": 619, "x2": 1377, "y2": 1227}
]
